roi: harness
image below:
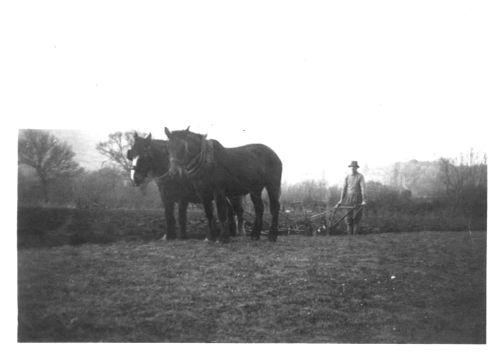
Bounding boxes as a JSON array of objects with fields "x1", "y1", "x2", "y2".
[
  {"x1": 156, "y1": 136, "x2": 214, "y2": 182},
  {"x1": 180, "y1": 136, "x2": 214, "y2": 178}
]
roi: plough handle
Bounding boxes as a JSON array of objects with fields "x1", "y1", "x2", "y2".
[{"x1": 327, "y1": 204, "x2": 364, "y2": 235}]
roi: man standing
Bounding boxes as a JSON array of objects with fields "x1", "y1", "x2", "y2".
[{"x1": 337, "y1": 161, "x2": 367, "y2": 235}]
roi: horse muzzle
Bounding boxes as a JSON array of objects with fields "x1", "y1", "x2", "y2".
[
  {"x1": 168, "y1": 157, "x2": 185, "y2": 177},
  {"x1": 130, "y1": 173, "x2": 146, "y2": 187}
]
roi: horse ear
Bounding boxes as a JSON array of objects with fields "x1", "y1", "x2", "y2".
[
  {"x1": 164, "y1": 127, "x2": 172, "y2": 139},
  {"x1": 146, "y1": 133, "x2": 152, "y2": 141},
  {"x1": 186, "y1": 126, "x2": 190, "y2": 132}
]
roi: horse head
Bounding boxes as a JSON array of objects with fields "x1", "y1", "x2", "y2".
[
  {"x1": 164, "y1": 126, "x2": 207, "y2": 177},
  {"x1": 126, "y1": 132, "x2": 154, "y2": 186}
]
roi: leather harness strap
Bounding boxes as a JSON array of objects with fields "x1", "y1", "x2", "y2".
[{"x1": 185, "y1": 137, "x2": 214, "y2": 177}]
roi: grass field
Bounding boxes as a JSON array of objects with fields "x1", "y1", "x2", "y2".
[{"x1": 18, "y1": 230, "x2": 486, "y2": 343}]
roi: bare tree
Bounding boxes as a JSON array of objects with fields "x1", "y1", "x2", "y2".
[
  {"x1": 18, "y1": 129, "x2": 83, "y2": 203},
  {"x1": 438, "y1": 149, "x2": 487, "y2": 222},
  {"x1": 96, "y1": 131, "x2": 135, "y2": 174}
]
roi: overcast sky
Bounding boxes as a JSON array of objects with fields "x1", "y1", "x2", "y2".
[{"x1": 5, "y1": 1, "x2": 498, "y2": 184}]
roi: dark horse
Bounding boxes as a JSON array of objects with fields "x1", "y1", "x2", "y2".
[
  {"x1": 127, "y1": 133, "x2": 245, "y2": 240},
  {"x1": 165, "y1": 127, "x2": 282, "y2": 242}
]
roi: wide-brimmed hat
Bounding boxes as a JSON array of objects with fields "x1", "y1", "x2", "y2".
[{"x1": 348, "y1": 161, "x2": 360, "y2": 168}]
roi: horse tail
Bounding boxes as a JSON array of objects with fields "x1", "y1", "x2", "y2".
[{"x1": 266, "y1": 152, "x2": 282, "y2": 211}]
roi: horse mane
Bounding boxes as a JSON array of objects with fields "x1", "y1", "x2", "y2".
[{"x1": 170, "y1": 130, "x2": 206, "y2": 143}]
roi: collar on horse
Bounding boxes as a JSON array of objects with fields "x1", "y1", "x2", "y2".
[{"x1": 185, "y1": 136, "x2": 214, "y2": 177}]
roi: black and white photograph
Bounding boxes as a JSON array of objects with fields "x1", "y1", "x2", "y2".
[{"x1": 3, "y1": 0, "x2": 498, "y2": 348}]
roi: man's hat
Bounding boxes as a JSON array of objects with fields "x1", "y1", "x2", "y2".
[{"x1": 348, "y1": 161, "x2": 360, "y2": 168}]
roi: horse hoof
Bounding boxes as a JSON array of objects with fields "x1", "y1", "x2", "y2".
[{"x1": 160, "y1": 234, "x2": 167, "y2": 241}]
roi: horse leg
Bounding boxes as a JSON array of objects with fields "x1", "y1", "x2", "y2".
[
  {"x1": 178, "y1": 199, "x2": 188, "y2": 240},
  {"x1": 232, "y1": 196, "x2": 246, "y2": 236},
  {"x1": 250, "y1": 191, "x2": 264, "y2": 240},
  {"x1": 215, "y1": 192, "x2": 230, "y2": 243},
  {"x1": 202, "y1": 197, "x2": 217, "y2": 241},
  {"x1": 267, "y1": 186, "x2": 281, "y2": 242},
  {"x1": 227, "y1": 198, "x2": 237, "y2": 237},
  {"x1": 158, "y1": 184, "x2": 176, "y2": 239},
  {"x1": 164, "y1": 201, "x2": 177, "y2": 240}
]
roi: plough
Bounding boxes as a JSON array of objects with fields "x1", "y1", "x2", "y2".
[
  {"x1": 295, "y1": 204, "x2": 364, "y2": 236},
  {"x1": 325, "y1": 204, "x2": 364, "y2": 235},
  {"x1": 239, "y1": 204, "x2": 364, "y2": 236}
]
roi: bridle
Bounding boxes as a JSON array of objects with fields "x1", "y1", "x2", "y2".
[{"x1": 129, "y1": 148, "x2": 154, "y2": 181}]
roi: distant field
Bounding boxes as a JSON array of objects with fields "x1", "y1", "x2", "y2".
[{"x1": 18, "y1": 230, "x2": 486, "y2": 343}]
